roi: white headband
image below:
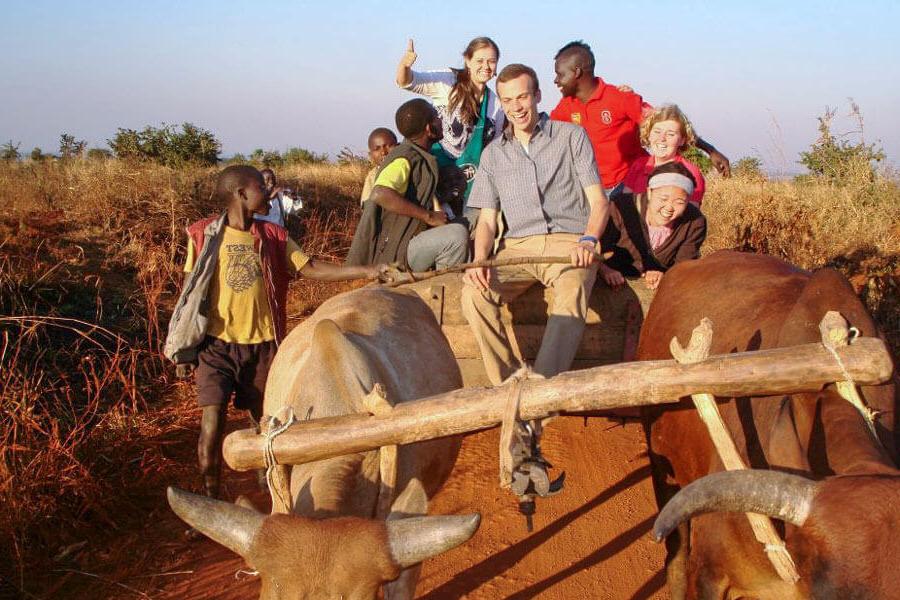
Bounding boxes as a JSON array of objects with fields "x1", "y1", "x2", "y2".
[{"x1": 648, "y1": 172, "x2": 694, "y2": 196}]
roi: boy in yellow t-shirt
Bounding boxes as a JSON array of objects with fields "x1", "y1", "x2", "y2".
[
  {"x1": 359, "y1": 127, "x2": 398, "y2": 206},
  {"x1": 165, "y1": 165, "x2": 384, "y2": 501}
]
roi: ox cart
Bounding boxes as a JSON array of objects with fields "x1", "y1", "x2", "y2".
[{"x1": 213, "y1": 269, "x2": 895, "y2": 595}]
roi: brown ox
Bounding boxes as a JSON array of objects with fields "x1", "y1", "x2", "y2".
[
  {"x1": 638, "y1": 251, "x2": 899, "y2": 600},
  {"x1": 168, "y1": 286, "x2": 480, "y2": 599}
]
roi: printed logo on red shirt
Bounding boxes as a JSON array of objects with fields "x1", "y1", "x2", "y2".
[
  {"x1": 571, "y1": 112, "x2": 582, "y2": 125},
  {"x1": 600, "y1": 110, "x2": 612, "y2": 125}
]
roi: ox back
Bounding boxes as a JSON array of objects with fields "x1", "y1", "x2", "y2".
[
  {"x1": 168, "y1": 286, "x2": 479, "y2": 600},
  {"x1": 637, "y1": 251, "x2": 899, "y2": 600}
]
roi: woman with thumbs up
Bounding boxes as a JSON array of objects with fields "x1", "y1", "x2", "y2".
[{"x1": 395, "y1": 37, "x2": 504, "y2": 218}]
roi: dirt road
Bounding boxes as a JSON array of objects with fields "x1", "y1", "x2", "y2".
[{"x1": 153, "y1": 415, "x2": 667, "y2": 599}]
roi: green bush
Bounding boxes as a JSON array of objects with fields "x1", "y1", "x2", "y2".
[
  {"x1": 283, "y1": 146, "x2": 328, "y2": 164},
  {"x1": 59, "y1": 133, "x2": 86, "y2": 159},
  {"x1": 733, "y1": 156, "x2": 766, "y2": 181},
  {"x1": 799, "y1": 104, "x2": 884, "y2": 185},
  {"x1": 108, "y1": 122, "x2": 220, "y2": 167},
  {"x1": 682, "y1": 146, "x2": 713, "y2": 175},
  {"x1": 86, "y1": 148, "x2": 112, "y2": 161},
  {"x1": 1, "y1": 141, "x2": 20, "y2": 161}
]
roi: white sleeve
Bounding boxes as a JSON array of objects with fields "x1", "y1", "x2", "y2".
[
  {"x1": 280, "y1": 191, "x2": 303, "y2": 216},
  {"x1": 401, "y1": 69, "x2": 455, "y2": 106}
]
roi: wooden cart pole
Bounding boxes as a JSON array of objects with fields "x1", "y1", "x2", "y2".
[
  {"x1": 670, "y1": 319, "x2": 800, "y2": 584},
  {"x1": 223, "y1": 336, "x2": 893, "y2": 472}
]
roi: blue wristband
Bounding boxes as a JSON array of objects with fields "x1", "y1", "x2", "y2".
[{"x1": 578, "y1": 235, "x2": 598, "y2": 245}]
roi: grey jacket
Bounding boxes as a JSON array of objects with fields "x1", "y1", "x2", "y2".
[{"x1": 163, "y1": 214, "x2": 227, "y2": 364}]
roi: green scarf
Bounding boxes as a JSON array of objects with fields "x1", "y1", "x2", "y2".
[{"x1": 430, "y1": 90, "x2": 489, "y2": 202}]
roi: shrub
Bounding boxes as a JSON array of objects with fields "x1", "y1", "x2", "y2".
[
  {"x1": 682, "y1": 146, "x2": 713, "y2": 175},
  {"x1": 59, "y1": 133, "x2": 87, "y2": 159},
  {"x1": 283, "y1": 146, "x2": 328, "y2": 165},
  {"x1": 733, "y1": 156, "x2": 766, "y2": 182},
  {"x1": 86, "y1": 148, "x2": 112, "y2": 160},
  {"x1": 799, "y1": 102, "x2": 885, "y2": 185},
  {"x1": 29, "y1": 147, "x2": 47, "y2": 161},
  {"x1": 1, "y1": 141, "x2": 20, "y2": 161},
  {"x1": 108, "y1": 122, "x2": 221, "y2": 167}
]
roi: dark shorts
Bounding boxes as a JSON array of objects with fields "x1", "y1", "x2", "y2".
[{"x1": 195, "y1": 336, "x2": 277, "y2": 412}]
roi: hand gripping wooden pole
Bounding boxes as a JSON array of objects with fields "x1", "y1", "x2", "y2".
[{"x1": 670, "y1": 318, "x2": 800, "y2": 584}]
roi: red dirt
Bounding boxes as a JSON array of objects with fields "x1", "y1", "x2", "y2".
[{"x1": 138, "y1": 415, "x2": 668, "y2": 599}]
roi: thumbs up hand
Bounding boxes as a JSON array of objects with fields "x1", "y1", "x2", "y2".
[{"x1": 401, "y1": 38, "x2": 417, "y2": 68}]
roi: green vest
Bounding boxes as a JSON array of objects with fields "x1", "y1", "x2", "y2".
[{"x1": 345, "y1": 141, "x2": 438, "y2": 268}]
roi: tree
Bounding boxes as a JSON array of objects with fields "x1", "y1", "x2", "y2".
[
  {"x1": 59, "y1": 133, "x2": 87, "y2": 159},
  {"x1": 799, "y1": 102, "x2": 884, "y2": 184},
  {"x1": 108, "y1": 123, "x2": 220, "y2": 167},
  {"x1": 1, "y1": 140, "x2": 21, "y2": 161}
]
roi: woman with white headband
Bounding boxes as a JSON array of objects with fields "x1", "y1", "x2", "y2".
[{"x1": 599, "y1": 161, "x2": 707, "y2": 290}]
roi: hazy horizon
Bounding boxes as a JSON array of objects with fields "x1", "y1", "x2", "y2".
[{"x1": 2, "y1": 1, "x2": 898, "y2": 174}]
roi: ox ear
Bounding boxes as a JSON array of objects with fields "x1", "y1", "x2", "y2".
[
  {"x1": 386, "y1": 514, "x2": 481, "y2": 568},
  {"x1": 167, "y1": 487, "x2": 265, "y2": 558}
]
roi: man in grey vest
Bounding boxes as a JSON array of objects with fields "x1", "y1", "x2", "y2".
[
  {"x1": 463, "y1": 64, "x2": 609, "y2": 385},
  {"x1": 346, "y1": 98, "x2": 468, "y2": 271}
]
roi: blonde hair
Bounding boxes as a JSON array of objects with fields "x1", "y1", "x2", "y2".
[{"x1": 640, "y1": 104, "x2": 697, "y2": 152}]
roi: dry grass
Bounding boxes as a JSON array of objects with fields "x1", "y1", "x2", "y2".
[
  {"x1": 701, "y1": 172, "x2": 900, "y2": 351},
  {"x1": 0, "y1": 158, "x2": 897, "y2": 596},
  {"x1": 0, "y1": 158, "x2": 366, "y2": 595}
]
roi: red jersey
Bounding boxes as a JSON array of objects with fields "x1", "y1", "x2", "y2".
[{"x1": 550, "y1": 78, "x2": 647, "y2": 188}]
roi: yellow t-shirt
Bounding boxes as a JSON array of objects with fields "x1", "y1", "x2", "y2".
[
  {"x1": 371, "y1": 157, "x2": 441, "y2": 210},
  {"x1": 373, "y1": 157, "x2": 410, "y2": 195},
  {"x1": 184, "y1": 226, "x2": 310, "y2": 343},
  {"x1": 360, "y1": 166, "x2": 378, "y2": 206}
]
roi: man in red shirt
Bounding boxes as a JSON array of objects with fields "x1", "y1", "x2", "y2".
[{"x1": 550, "y1": 40, "x2": 730, "y2": 194}]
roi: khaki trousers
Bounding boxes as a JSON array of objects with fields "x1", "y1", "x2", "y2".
[{"x1": 461, "y1": 233, "x2": 598, "y2": 385}]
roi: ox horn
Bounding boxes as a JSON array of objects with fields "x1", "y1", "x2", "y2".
[
  {"x1": 167, "y1": 486, "x2": 265, "y2": 558},
  {"x1": 653, "y1": 470, "x2": 818, "y2": 542},
  {"x1": 386, "y1": 513, "x2": 481, "y2": 568}
]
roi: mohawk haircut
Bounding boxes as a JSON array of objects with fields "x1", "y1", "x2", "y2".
[{"x1": 555, "y1": 40, "x2": 596, "y2": 73}]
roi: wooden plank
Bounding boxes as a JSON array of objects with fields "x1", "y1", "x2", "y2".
[
  {"x1": 223, "y1": 337, "x2": 894, "y2": 471},
  {"x1": 405, "y1": 274, "x2": 654, "y2": 327},
  {"x1": 442, "y1": 324, "x2": 626, "y2": 361}
]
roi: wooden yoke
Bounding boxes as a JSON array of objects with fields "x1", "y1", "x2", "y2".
[
  {"x1": 222, "y1": 336, "x2": 893, "y2": 473},
  {"x1": 671, "y1": 319, "x2": 800, "y2": 584}
]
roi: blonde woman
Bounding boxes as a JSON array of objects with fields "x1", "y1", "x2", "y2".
[{"x1": 622, "y1": 104, "x2": 707, "y2": 205}]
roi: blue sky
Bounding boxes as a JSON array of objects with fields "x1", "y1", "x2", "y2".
[{"x1": 1, "y1": 0, "x2": 898, "y2": 173}]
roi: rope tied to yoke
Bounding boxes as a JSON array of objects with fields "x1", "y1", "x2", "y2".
[
  {"x1": 261, "y1": 407, "x2": 298, "y2": 513},
  {"x1": 498, "y1": 367, "x2": 534, "y2": 489},
  {"x1": 819, "y1": 311, "x2": 883, "y2": 436},
  {"x1": 823, "y1": 325, "x2": 861, "y2": 383}
]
